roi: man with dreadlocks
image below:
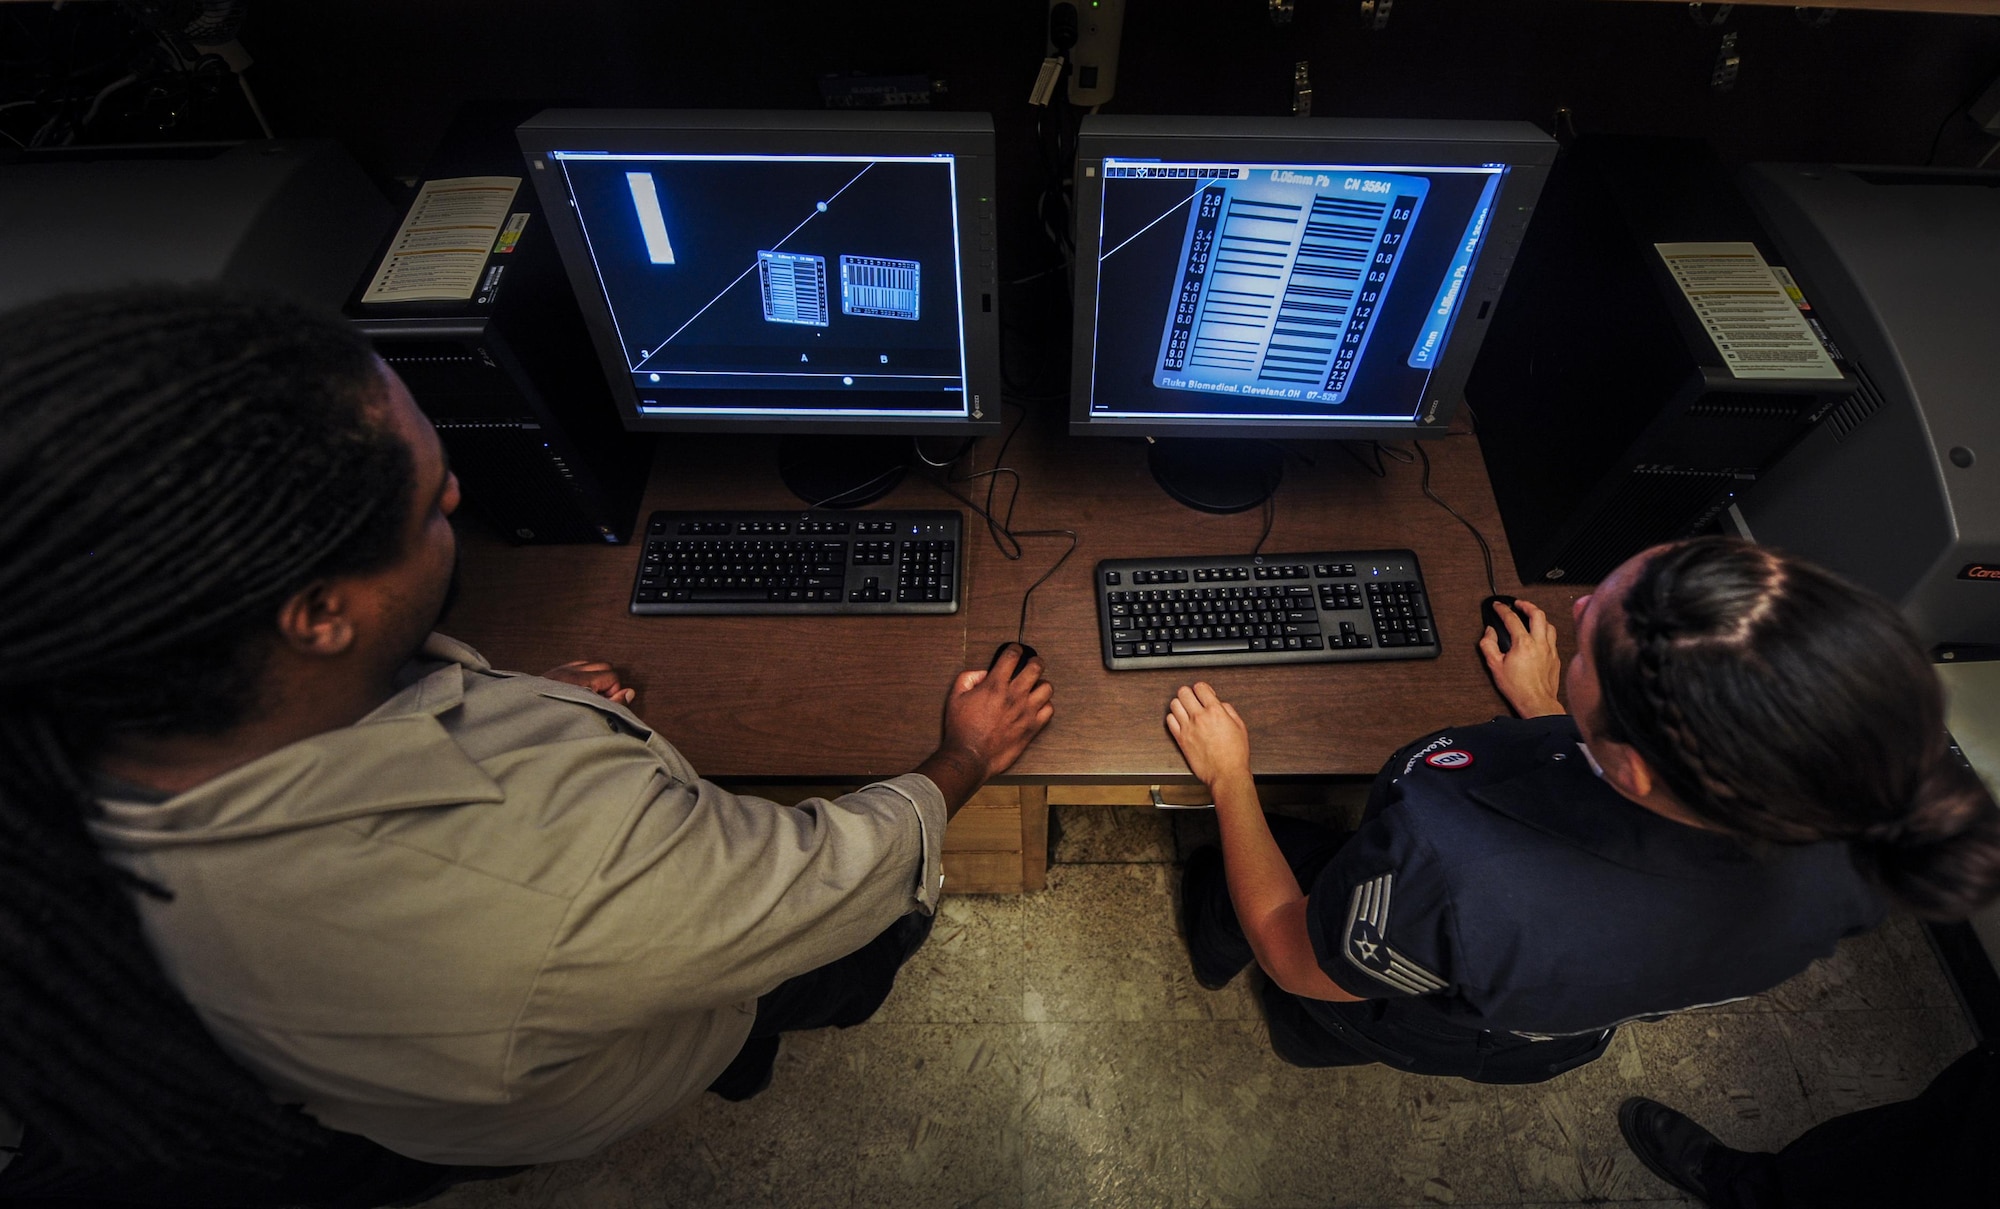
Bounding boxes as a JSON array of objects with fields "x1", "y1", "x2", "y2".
[{"x1": 0, "y1": 285, "x2": 1055, "y2": 1204}]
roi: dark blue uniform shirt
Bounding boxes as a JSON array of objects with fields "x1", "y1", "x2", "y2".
[{"x1": 1303, "y1": 715, "x2": 1886, "y2": 1039}]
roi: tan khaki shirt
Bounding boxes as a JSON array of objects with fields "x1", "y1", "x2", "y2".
[{"x1": 88, "y1": 635, "x2": 946, "y2": 1165}]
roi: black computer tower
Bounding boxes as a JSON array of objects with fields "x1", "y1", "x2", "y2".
[
  {"x1": 1464, "y1": 137, "x2": 1858, "y2": 585},
  {"x1": 348, "y1": 117, "x2": 653, "y2": 545}
]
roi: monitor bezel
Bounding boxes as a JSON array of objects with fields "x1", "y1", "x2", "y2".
[
  {"x1": 519, "y1": 109, "x2": 1002, "y2": 437},
  {"x1": 1068, "y1": 115, "x2": 1556, "y2": 442}
]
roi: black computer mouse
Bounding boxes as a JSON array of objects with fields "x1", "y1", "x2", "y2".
[
  {"x1": 1480, "y1": 595, "x2": 1521, "y2": 654},
  {"x1": 987, "y1": 642, "x2": 1040, "y2": 680}
]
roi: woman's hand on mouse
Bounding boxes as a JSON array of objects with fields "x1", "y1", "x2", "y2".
[{"x1": 1479, "y1": 599, "x2": 1565, "y2": 718}]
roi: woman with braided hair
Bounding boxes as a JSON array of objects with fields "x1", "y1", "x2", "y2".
[
  {"x1": 1168, "y1": 536, "x2": 2000, "y2": 1080},
  {"x1": 0, "y1": 285, "x2": 1055, "y2": 1202}
]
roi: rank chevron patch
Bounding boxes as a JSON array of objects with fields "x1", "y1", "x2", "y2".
[{"x1": 1342, "y1": 873, "x2": 1446, "y2": 995}]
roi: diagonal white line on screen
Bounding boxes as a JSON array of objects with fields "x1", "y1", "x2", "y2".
[
  {"x1": 1100, "y1": 184, "x2": 1207, "y2": 263},
  {"x1": 635, "y1": 163, "x2": 877, "y2": 368}
]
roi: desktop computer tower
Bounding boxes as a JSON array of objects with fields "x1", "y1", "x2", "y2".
[
  {"x1": 1464, "y1": 137, "x2": 1858, "y2": 585},
  {"x1": 348, "y1": 140, "x2": 653, "y2": 545},
  {"x1": 1734, "y1": 162, "x2": 2000, "y2": 652}
]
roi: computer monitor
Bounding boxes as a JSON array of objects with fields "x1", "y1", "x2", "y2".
[
  {"x1": 1069, "y1": 115, "x2": 1556, "y2": 511},
  {"x1": 518, "y1": 109, "x2": 1001, "y2": 503}
]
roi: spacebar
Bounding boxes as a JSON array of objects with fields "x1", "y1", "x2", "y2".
[
  {"x1": 688, "y1": 588, "x2": 772, "y2": 602},
  {"x1": 1172, "y1": 639, "x2": 1252, "y2": 654}
]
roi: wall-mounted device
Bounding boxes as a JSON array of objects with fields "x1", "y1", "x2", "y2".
[{"x1": 1049, "y1": 0, "x2": 1126, "y2": 108}]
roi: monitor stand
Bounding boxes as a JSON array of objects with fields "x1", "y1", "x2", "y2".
[
  {"x1": 1147, "y1": 439, "x2": 1283, "y2": 514},
  {"x1": 777, "y1": 435, "x2": 909, "y2": 508}
]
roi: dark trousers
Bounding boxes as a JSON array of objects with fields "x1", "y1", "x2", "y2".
[
  {"x1": 705, "y1": 908, "x2": 934, "y2": 1100},
  {"x1": 0, "y1": 911, "x2": 934, "y2": 1208},
  {"x1": 1184, "y1": 812, "x2": 1608, "y2": 1084},
  {"x1": 1705, "y1": 1043, "x2": 2000, "y2": 1208}
]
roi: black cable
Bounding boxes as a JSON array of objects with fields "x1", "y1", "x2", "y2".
[
  {"x1": 1411, "y1": 441, "x2": 1499, "y2": 598},
  {"x1": 797, "y1": 462, "x2": 906, "y2": 511},
  {"x1": 1248, "y1": 490, "x2": 1275, "y2": 559},
  {"x1": 1336, "y1": 440, "x2": 1388, "y2": 479},
  {"x1": 917, "y1": 400, "x2": 1078, "y2": 645},
  {"x1": 1925, "y1": 79, "x2": 1994, "y2": 166},
  {"x1": 912, "y1": 435, "x2": 978, "y2": 469}
]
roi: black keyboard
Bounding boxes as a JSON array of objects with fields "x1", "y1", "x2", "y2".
[
  {"x1": 1096, "y1": 550, "x2": 1440, "y2": 671},
  {"x1": 631, "y1": 511, "x2": 961, "y2": 615}
]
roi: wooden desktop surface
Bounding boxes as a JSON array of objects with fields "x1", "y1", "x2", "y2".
[{"x1": 442, "y1": 410, "x2": 1588, "y2": 782}]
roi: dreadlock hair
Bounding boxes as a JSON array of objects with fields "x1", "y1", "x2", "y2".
[
  {"x1": 1591, "y1": 536, "x2": 2000, "y2": 920},
  {"x1": 0, "y1": 284, "x2": 415, "y2": 1178}
]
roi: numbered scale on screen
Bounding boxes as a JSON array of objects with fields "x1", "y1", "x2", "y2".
[{"x1": 1152, "y1": 170, "x2": 1427, "y2": 405}]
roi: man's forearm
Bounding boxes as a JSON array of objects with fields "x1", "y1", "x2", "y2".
[{"x1": 914, "y1": 746, "x2": 987, "y2": 820}]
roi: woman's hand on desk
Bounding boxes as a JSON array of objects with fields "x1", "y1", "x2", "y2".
[
  {"x1": 1165, "y1": 682, "x2": 1251, "y2": 789},
  {"x1": 1478, "y1": 599, "x2": 1565, "y2": 718},
  {"x1": 542, "y1": 659, "x2": 638, "y2": 707}
]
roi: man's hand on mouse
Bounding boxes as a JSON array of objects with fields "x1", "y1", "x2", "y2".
[
  {"x1": 1477, "y1": 599, "x2": 1566, "y2": 718},
  {"x1": 543, "y1": 659, "x2": 637, "y2": 707},
  {"x1": 916, "y1": 648, "x2": 1055, "y2": 814}
]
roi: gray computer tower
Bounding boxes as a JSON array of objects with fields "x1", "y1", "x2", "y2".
[
  {"x1": 0, "y1": 139, "x2": 392, "y2": 313},
  {"x1": 1736, "y1": 163, "x2": 2000, "y2": 651}
]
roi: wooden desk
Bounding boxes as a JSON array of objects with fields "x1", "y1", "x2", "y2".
[{"x1": 442, "y1": 410, "x2": 1588, "y2": 889}]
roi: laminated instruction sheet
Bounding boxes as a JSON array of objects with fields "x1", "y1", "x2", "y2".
[
  {"x1": 361, "y1": 176, "x2": 522, "y2": 304},
  {"x1": 1654, "y1": 241, "x2": 1842, "y2": 380}
]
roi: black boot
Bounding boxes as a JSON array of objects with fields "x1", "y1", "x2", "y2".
[{"x1": 1618, "y1": 1096, "x2": 1760, "y2": 1203}]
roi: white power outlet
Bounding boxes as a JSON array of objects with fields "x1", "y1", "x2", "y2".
[{"x1": 1049, "y1": 0, "x2": 1127, "y2": 109}]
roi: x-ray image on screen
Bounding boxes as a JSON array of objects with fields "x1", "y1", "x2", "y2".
[
  {"x1": 758, "y1": 251, "x2": 829, "y2": 326},
  {"x1": 554, "y1": 152, "x2": 968, "y2": 414},
  {"x1": 840, "y1": 255, "x2": 921, "y2": 320},
  {"x1": 1088, "y1": 159, "x2": 1503, "y2": 425},
  {"x1": 1152, "y1": 170, "x2": 1429, "y2": 405}
]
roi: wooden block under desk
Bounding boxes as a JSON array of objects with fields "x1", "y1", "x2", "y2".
[{"x1": 719, "y1": 783, "x2": 1048, "y2": 895}]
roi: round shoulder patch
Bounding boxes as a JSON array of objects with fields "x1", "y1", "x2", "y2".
[{"x1": 1424, "y1": 749, "x2": 1474, "y2": 769}]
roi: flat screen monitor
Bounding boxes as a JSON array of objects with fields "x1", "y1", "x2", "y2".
[
  {"x1": 1071, "y1": 116, "x2": 1555, "y2": 447},
  {"x1": 519, "y1": 110, "x2": 1002, "y2": 439}
]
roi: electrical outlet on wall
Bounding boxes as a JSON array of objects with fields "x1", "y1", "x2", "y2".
[{"x1": 1048, "y1": 0, "x2": 1126, "y2": 108}]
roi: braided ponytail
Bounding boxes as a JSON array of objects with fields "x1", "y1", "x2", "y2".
[
  {"x1": 1856, "y1": 749, "x2": 2000, "y2": 919},
  {"x1": 1592, "y1": 537, "x2": 2000, "y2": 919},
  {"x1": 0, "y1": 285, "x2": 414, "y2": 1178}
]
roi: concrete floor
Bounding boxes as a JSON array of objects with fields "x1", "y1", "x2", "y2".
[{"x1": 432, "y1": 801, "x2": 1978, "y2": 1209}]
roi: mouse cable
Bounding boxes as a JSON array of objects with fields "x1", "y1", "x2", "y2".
[
  {"x1": 1410, "y1": 441, "x2": 1499, "y2": 598},
  {"x1": 1248, "y1": 490, "x2": 1276, "y2": 559},
  {"x1": 913, "y1": 401, "x2": 1078, "y2": 645},
  {"x1": 800, "y1": 462, "x2": 909, "y2": 511}
]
